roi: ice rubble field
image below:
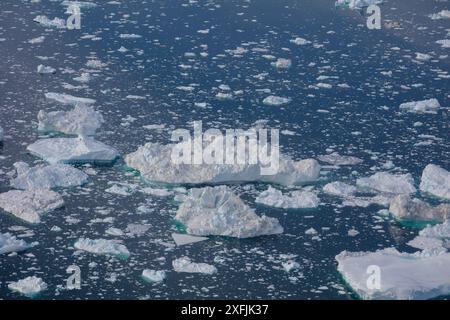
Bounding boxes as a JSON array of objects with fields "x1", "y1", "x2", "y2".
[{"x1": 0, "y1": 0, "x2": 449, "y2": 299}]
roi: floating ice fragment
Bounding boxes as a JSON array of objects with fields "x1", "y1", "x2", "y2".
[
  {"x1": 323, "y1": 182, "x2": 357, "y2": 197},
  {"x1": 318, "y1": 152, "x2": 363, "y2": 166},
  {"x1": 45, "y1": 92, "x2": 96, "y2": 105},
  {"x1": 172, "y1": 233, "x2": 208, "y2": 246},
  {"x1": 255, "y1": 186, "x2": 319, "y2": 209},
  {"x1": 356, "y1": 172, "x2": 416, "y2": 195},
  {"x1": 389, "y1": 195, "x2": 450, "y2": 223},
  {"x1": 142, "y1": 270, "x2": 166, "y2": 283},
  {"x1": 262, "y1": 96, "x2": 291, "y2": 106},
  {"x1": 172, "y1": 257, "x2": 217, "y2": 274},
  {"x1": 399, "y1": 99, "x2": 441, "y2": 114},
  {"x1": 420, "y1": 164, "x2": 450, "y2": 200},
  {"x1": 33, "y1": 15, "x2": 66, "y2": 28},
  {"x1": 0, "y1": 233, "x2": 33, "y2": 254},
  {"x1": 37, "y1": 64, "x2": 56, "y2": 74},
  {"x1": 8, "y1": 276, "x2": 47, "y2": 298},
  {"x1": 74, "y1": 238, "x2": 130, "y2": 259},
  {"x1": 290, "y1": 37, "x2": 311, "y2": 45},
  {"x1": 271, "y1": 58, "x2": 292, "y2": 69},
  {"x1": 335, "y1": 0, "x2": 384, "y2": 10}
]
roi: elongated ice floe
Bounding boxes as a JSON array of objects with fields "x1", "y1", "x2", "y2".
[
  {"x1": 356, "y1": 172, "x2": 416, "y2": 195},
  {"x1": 33, "y1": 15, "x2": 66, "y2": 28},
  {"x1": 0, "y1": 189, "x2": 64, "y2": 223},
  {"x1": 38, "y1": 104, "x2": 104, "y2": 136},
  {"x1": 27, "y1": 136, "x2": 119, "y2": 164},
  {"x1": 172, "y1": 233, "x2": 208, "y2": 246},
  {"x1": 420, "y1": 164, "x2": 450, "y2": 200},
  {"x1": 255, "y1": 186, "x2": 319, "y2": 209},
  {"x1": 389, "y1": 195, "x2": 450, "y2": 223},
  {"x1": 175, "y1": 186, "x2": 283, "y2": 238},
  {"x1": 318, "y1": 152, "x2": 363, "y2": 166},
  {"x1": 45, "y1": 92, "x2": 96, "y2": 105},
  {"x1": 336, "y1": 248, "x2": 450, "y2": 300},
  {"x1": 125, "y1": 142, "x2": 320, "y2": 186},
  {"x1": 10, "y1": 162, "x2": 88, "y2": 190},
  {"x1": 172, "y1": 257, "x2": 217, "y2": 275},
  {"x1": 8, "y1": 276, "x2": 47, "y2": 298},
  {"x1": 61, "y1": 1, "x2": 98, "y2": 9},
  {"x1": 142, "y1": 269, "x2": 166, "y2": 283},
  {"x1": 335, "y1": 0, "x2": 383, "y2": 10},
  {"x1": 74, "y1": 238, "x2": 130, "y2": 259},
  {"x1": 0, "y1": 233, "x2": 33, "y2": 255},
  {"x1": 262, "y1": 96, "x2": 291, "y2": 106},
  {"x1": 399, "y1": 99, "x2": 441, "y2": 114}
]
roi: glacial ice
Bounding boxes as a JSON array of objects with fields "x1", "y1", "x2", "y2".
[
  {"x1": 142, "y1": 269, "x2": 166, "y2": 283},
  {"x1": 0, "y1": 189, "x2": 64, "y2": 223},
  {"x1": 27, "y1": 136, "x2": 119, "y2": 164},
  {"x1": 356, "y1": 172, "x2": 417, "y2": 195},
  {"x1": 262, "y1": 96, "x2": 291, "y2": 106},
  {"x1": 172, "y1": 257, "x2": 217, "y2": 275},
  {"x1": 45, "y1": 92, "x2": 96, "y2": 105},
  {"x1": 255, "y1": 186, "x2": 319, "y2": 209},
  {"x1": 172, "y1": 233, "x2": 208, "y2": 246},
  {"x1": 335, "y1": 0, "x2": 384, "y2": 10},
  {"x1": 8, "y1": 276, "x2": 47, "y2": 298},
  {"x1": 420, "y1": 164, "x2": 450, "y2": 200},
  {"x1": 10, "y1": 162, "x2": 88, "y2": 190},
  {"x1": 0, "y1": 233, "x2": 33, "y2": 255},
  {"x1": 399, "y1": 99, "x2": 441, "y2": 114},
  {"x1": 318, "y1": 152, "x2": 363, "y2": 166},
  {"x1": 37, "y1": 64, "x2": 56, "y2": 74},
  {"x1": 74, "y1": 238, "x2": 130, "y2": 259},
  {"x1": 336, "y1": 248, "x2": 450, "y2": 300},
  {"x1": 389, "y1": 195, "x2": 450, "y2": 223},
  {"x1": 175, "y1": 186, "x2": 283, "y2": 238},
  {"x1": 323, "y1": 182, "x2": 357, "y2": 197}
]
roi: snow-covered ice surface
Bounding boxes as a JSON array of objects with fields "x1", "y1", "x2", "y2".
[
  {"x1": 1, "y1": 0, "x2": 449, "y2": 300},
  {"x1": 389, "y1": 195, "x2": 450, "y2": 223},
  {"x1": 356, "y1": 172, "x2": 417, "y2": 194},
  {"x1": 420, "y1": 164, "x2": 450, "y2": 200},
  {"x1": 255, "y1": 186, "x2": 320, "y2": 209},
  {"x1": 399, "y1": 99, "x2": 442, "y2": 114},
  {"x1": 74, "y1": 238, "x2": 130, "y2": 259},
  {"x1": 8, "y1": 276, "x2": 48, "y2": 298}
]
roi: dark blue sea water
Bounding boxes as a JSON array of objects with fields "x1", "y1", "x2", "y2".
[{"x1": 0, "y1": 0, "x2": 449, "y2": 299}]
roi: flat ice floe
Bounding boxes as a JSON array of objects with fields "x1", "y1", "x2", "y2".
[
  {"x1": 255, "y1": 186, "x2": 319, "y2": 209},
  {"x1": 10, "y1": 162, "x2": 88, "y2": 190},
  {"x1": 172, "y1": 233, "x2": 208, "y2": 246},
  {"x1": 271, "y1": 58, "x2": 292, "y2": 69},
  {"x1": 38, "y1": 105, "x2": 104, "y2": 136},
  {"x1": 27, "y1": 136, "x2": 119, "y2": 164},
  {"x1": 336, "y1": 248, "x2": 450, "y2": 300},
  {"x1": 8, "y1": 276, "x2": 47, "y2": 298},
  {"x1": 408, "y1": 221, "x2": 450, "y2": 251},
  {"x1": 0, "y1": 233, "x2": 33, "y2": 255},
  {"x1": 323, "y1": 182, "x2": 357, "y2": 197},
  {"x1": 172, "y1": 257, "x2": 217, "y2": 275},
  {"x1": 0, "y1": 189, "x2": 64, "y2": 223},
  {"x1": 142, "y1": 270, "x2": 166, "y2": 283},
  {"x1": 318, "y1": 152, "x2": 363, "y2": 166},
  {"x1": 420, "y1": 164, "x2": 450, "y2": 200},
  {"x1": 262, "y1": 96, "x2": 291, "y2": 106},
  {"x1": 356, "y1": 172, "x2": 417, "y2": 194},
  {"x1": 399, "y1": 99, "x2": 441, "y2": 114},
  {"x1": 389, "y1": 195, "x2": 450, "y2": 223},
  {"x1": 175, "y1": 186, "x2": 283, "y2": 238},
  {"x1": 74, "y1": 238, "x2": 130, "y2": 259},
  {"x1": 125, "y1": 142, "x2": 320, "y2": 186},
  {"x1": 45, "y1": 92, "x2": 96, "y2": 105}
]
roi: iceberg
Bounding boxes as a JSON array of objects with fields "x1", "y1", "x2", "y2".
[
  {"x1": 0, "y1": 189, "x2": 64, "y2": 223},
  {"x1": 45, "y1": 92, "x2": 96, "y2": 105},
  {"x1": 255, "y1": 186, "x2": 319, "y2": 209},
  {"x1": 318, "y1": 152, "x2": 363, "y2": 166},
  {"x1": 175, "y1": 186, "x2": 283, "y2": 238},
  {"x1": 335, "y1": 0, "x2": 383, "y2": 10},
  {"x1": 37, "y1": 64, "x2": 56, "y2": 74},
  {"x1": 74, "y1": 238, "x2": 130, "y2": 259},
  {"x1": 0, "y1": 233, "x2": 33, "y2": 255},
  {"x1": 142, "y1": 270, "x2": 166, "y2": 283},
  {"x1": 8, "y1": 276, "x2": 47, "y2": 298},
  {"x1": 356, "y1": 172, "x2": 417, "y2": 195},
  {"x1": 336, "y1": 248, "x2": 450, "y2": 300},
  {"x1": 399, "y1": 99, "x2": 441, "y2": 114},
  {"x1": 262, "y1": 96, "x2": 291, "y2": 106},
  {"x1": 420, "y1": 164, "x2": 450, "y2": 200},
  {"x1": 172, "y1": 257, "x2": 217, "y2": 274},
  {"x1": 172, "y1": 233, "x2": 208, "y2": 246},
  {"x1": 323, "y1": 182, "x2": 357, "y2": 197},
  {"x1": 389, "y1": 195, "x2": 450, "y2": 223},
  {"x1": 10, "y1": 162, "x2": 88, "y2": 190},
  {"x1": 27, "y1": 136, "x2": 119, "y2": 164},
  {"x1": 408, "y1": 221, "x2": 450, "y2": 251}
]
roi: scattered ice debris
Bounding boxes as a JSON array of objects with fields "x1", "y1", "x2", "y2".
[
  {"x1": 28, "y1": 36, "x2": 45, "y2": 44},
  {"x1": 86, "y1": 59, "x2": 106, "y2": 69},
  {"x1": 119, "y1": 34, "x2": 142, "y2": 39},
  {"x1": 336, "y1": 248, "x2": 450, "y2": 300},
  {"x1": 429, "y1": 10, "x2": 450, "y2": 20},
  {"x1": 323, "y1": 182, "x2": 357, "y2": 197},
  {"x1": 105, "y1": 183, "x2": 137, "y2": 196},
  {"x1": 74, "y1": 238, "x2": 130, "y2": 259},
  {"x1": 436, "y1": 39, "x2": 450, "y2": 48},
  {"x1": 33, "y1": 15, "x2": 66, "y2": 28},
  {"x1": 399, "y1": 99, "x2": 441, "y2": 114},
  {"x1": 0, "y1": 189, "x2": 64, "y2": 224},
  {"x1": 262, "y1": 96, "x2": 291, "y2": 106},
  {"x1": 282, "y1": 260, "x2": 300, "y2": 273},
  {"x1": 27, "y1": 136, "x2": 119, "y2": 165},
  {"x1": 175, "y1": 186, "x2": 283, "y2": 238},
  {"x1": 335, "y1": 0, "x2": 383, "y2": 10},
  {"x1": 290, "y1": 37, "x2": 311, "y2": 45},
  {"x1": 389, "y1": 195, "x2": 450, "y2": 223},
  {"x1": 0, "y1": 233, "x2": 33, "y2": 255},
  {"x1": 8, "y1": 276, "x2": 47, "y2": 298},
  {"x1": 105, "y1": 227, "x2": 124, "y2": 237},
  {"x1": 44, "y1": 92, "x2": 96, "y2": 106},
  {"x1": 172, "y1": 257, "x2": 217, "y2": 275},
  {"x1": 420, "y1": 164, "x2": 450, "y2": 200},
  {"x1": 305, "y1": 228, "x2": 318, "y2": 235},
  {"x1": 271, "y1": 58, "x2": 292, "y2": 69},
  {"x1": 37, "y1": 64, "x2": 56, "y2": 74},
  {"x1": 171, "y1": 233, "x2": 208, "y2": 246},
  {"x1": 356, "y1": 172, "x2": 417, "y2": 195},
  {"x1": 255, "y1": 186, "x2": 319, "y2": 209},
  {"x1": 142, "y1": 270, "x2": 166, "y2": 283},
  {"x1": 318, "y1": 152, "x2": 363, "y2": 166},
  {"x1": 10, "y1": 162, "x2": 88, "y2": 190}
]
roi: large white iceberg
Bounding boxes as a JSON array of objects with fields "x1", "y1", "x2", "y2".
[
  {"x1": 175, "y1": 186, "x2": 283, "y2": 238},
  {"x1": 420, "y1": 164, "x2": 450, "y2": 200},
  {"x1": 27, "y1": 136, "x2": 119, "y2": 164},
  {"x1": 389, "y1": 195, "x2": 450, "y2": 223},
  {"x1": 172, "y1": 257, "x2": 217, "y2": 275},
  {"x1": 38, "y1": 104, "x2": 104, "y2": 136},
  {"x1": 0, "y1": 233, "x2": 33, "y2": 254},
  {"x1": 356, "y1": 172, "x2": 417, "y2": 195},
  {"x1": 74, "y1": 238, "x2": 130, "y2": 259},
  {"x1": 399, "y1": 99, "x2": 441, "y2": 114},
  {"x1": 45, "y1": 92, "x2": 96, "y2": 105},
  {"x1": 8, "y1": 276, "x2": 47, "y2": 298},
  {"x1": 0, "y1": 189, "x2": 64, "y2": 223},
  {"x1": 10, "y1": 162, "x2": 88, "y2": 190},
  {"x1": 336, "y1": 248, "x2": 450, "y2": 300},
  {"x1": 255, "y1": 186, "x2": 319, "y2": 209}
]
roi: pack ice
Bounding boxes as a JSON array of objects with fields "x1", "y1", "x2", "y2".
[
  {"x1": 74, "y1": 238, "x2": 130, "y2": 259},
  {"x1": 399, "y1": 99, "x2": 441, "y2": 114},
  {"x1": 27, "y1": 136, "x2": 119, "y2": 164},
  {"x1": 172, "y1": 257, "x2": 217, "y2": 275},
  {"x1": 420, "y1": 164, "x2": 450, "y2": 200},
  {"x1": 38, "y1": 104, "x2": 104, "y2": 136},
  {"x1": 8, "y1": 276, "x2": 47, "y2": 298},
  {"x1": 336, "y1": 248, "x2": 450, "y2": 300},
  {"x1": 10, "y1": 162, "x2": 88, "y2": 190},
  {"x1": 0, "y1": 233, "x2": 33, "y2": 254},
  {"x1": 255, "y1": 186, "x2": 319, "y2": 209},
  {"x1": 0, "y1": 189, "x2": 64, "y2": 223},
  {"x1": 175, "y1": 186, "x2": 283, "y2": 238},
  {"x1": 356, "y1": 172, "x2": 416, "y2": 194},
  {"x1": 125, "y1": 142, "x2": 320, "y2": 186},
  {"x1": 389, "y1": 195, "x2": 450, "y2": 223}
]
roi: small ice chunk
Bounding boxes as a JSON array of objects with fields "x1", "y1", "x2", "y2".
[
  {"x1": 255, "y1": 186, "x2": 319, "y2": 209},
  {"x1": 262, "y1": 96, "x2": 291, "y2": 106},
  {"x1": 0, "y1": 189, "x2": 64, "y2": 223},
  {"x1": 323, "y1": 182, "x2": 357, "y2": 197},
  {"x1": 172, "y1": 233, "x2": 208, "y2": 246},
  {"x1": 33, "y1": 15, "x2": 66, "y2": 28},
  {"x1": 271, "y1": 58, "x2": 292, "y2": 69},
  {"x1": 0, "y1": 233, "x2": 33, "y2": 254},
  {"x1": 141, "y1": 187, "x2": 173, "y2": 197},
  {"x1": 290, "y1": 37, "x2": 311, "y2": 45},
  {"x1": 356, "y1": 172, "x2": 417, "y2": 195},
  {"x1": 45, "y1": 92, "x2": 96, "y2": 105},
  {"x1": 8, "y1": 276, "x2": 47, "y2": 298},
  {"x1": 420, "y1": 164, "x2": 450, "y2": 200},
  {"x1": 142, "y1": 269, "x2": 166, "y2": 283},
  {"x1": 172, "y1": 257, "x2": 217, "y2": 274},
  {"x1": 74, "y1": 238, "x2": 130, "y2": 259},
  {"x1": 389, "y1": 195, "x2": 450, "y2": 223},
  {"x1": 318, "y1": 152, "x2": 363, "y2": 166},
  {"x1": 399, "y1": 99, "x2": 441, "y2": 114},
  {"x1": 37, "y1": 64, "x2": 56, "y2": 74},
  {"x1": 282, "y1": 260, "x2": 300, "y2": 272}
]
